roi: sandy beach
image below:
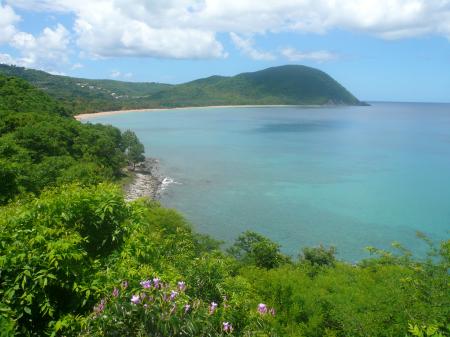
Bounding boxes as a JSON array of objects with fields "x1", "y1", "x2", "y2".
[{"x1": 74, "y1": 104, "x2": 305, "y2": 120}]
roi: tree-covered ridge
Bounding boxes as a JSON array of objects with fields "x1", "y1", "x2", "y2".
[
  {"x1": 0, "y1": 64, "x2": 363, "y2": 114},
  {"x1": 0, "y1": 64, "x2": 172, "y2": 114},
  {"x1": 151, "y1": 65, "x2": 362, "y2": 107},
  {"x1": 0, "y1": 75, "x2": 144, "y2": 204},
  {"x1": 0, "y1": 75, "x2": 69, "y2": 116}
]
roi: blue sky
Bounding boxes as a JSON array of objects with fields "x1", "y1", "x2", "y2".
[{"x1": 1, "y1": 0, "x2": 450, "y2": 102}]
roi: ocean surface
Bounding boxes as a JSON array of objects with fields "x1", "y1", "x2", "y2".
[{"x1": 87, "y1": 103, "x2": 450, "y2": 261}]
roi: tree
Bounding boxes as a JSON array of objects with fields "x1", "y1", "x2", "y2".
[
  {"x1": 122, "y1": 129, "x2": 145, "y2": 169},
  {"x1": 228, "y1": 231, "x2": 291, "y2": 269},
  {"x1": 299, "y1": 244, "x2": 336, "y2": 267}
]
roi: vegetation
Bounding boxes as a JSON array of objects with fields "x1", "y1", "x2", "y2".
[
  {"x1": 0, "y1": 75, "x2": 448, "y2": 336},
  {"x1": 0, "y1": 64, "x2": 363, "y2": 115},
  {"x1": 0, "y1": 64, "x2": 172, "y2": 114},
  {"x1": 0, "y1": 74, "x2": 142, "y2": 204},
  {"x1": 150, "y1": 65, "x2": 362, "y2": 107},
  {"x1": 122, "y1": 129, "x2": 145, "y2": 169}
]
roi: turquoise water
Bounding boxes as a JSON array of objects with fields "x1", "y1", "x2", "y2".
[{"x1": 87, "y1": 103, "x2": 450, "y2": 261}]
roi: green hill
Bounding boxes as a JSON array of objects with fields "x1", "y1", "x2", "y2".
[
  {"x1": 0, "y1": 64, "x2": 172, "y2": 114},
  {"x1": 152, "y1": 65, "x2": 362, "y2": 107},
  {"x1": 0, "y1": 64, "x2": 363, "y2": 114},
  {"x1": 0, "y1": 75, "x2": 69, "y2": 116},
  {"x1": 0, "y1": 73, "x2": 143, "y2": 204}
]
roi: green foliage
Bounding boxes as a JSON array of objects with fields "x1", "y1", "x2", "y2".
[
  {"x1": 122, "y1": 129, "x2": 145, "y2": 168},
  {"x1": 0, "y1": 76, "x2": 145, "y2": 203},
  {"x1": 0, "y1": 160, "x2": 21, "y2": 204},
  {"x1": 78, "y1": 279, "x2": 240, "y2": 337},
  {"x1": 0, "y1": 184, "x2": 130, "y2": 336},
  {"x1": 407, "y1": 323, "x2": 449, "y2": 337},
  {"x1": 300, "y1": 245, "x2": 337, "y2": 267},
  {"x1": 228, "y1": 231, "x2": 291, "y2": 269},
  {"x1": 0, "y1": 74, "x2": 69, "y2": 116}
]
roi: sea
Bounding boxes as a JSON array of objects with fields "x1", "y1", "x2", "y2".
[{"x1": 86, "y1": 102, "x2": 450, "y2": 261}]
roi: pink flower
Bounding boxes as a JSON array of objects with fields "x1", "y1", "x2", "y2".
[
  {"x1": 94, "y1": 299, "x2": 105, "y2": 314},
  {"x1": 131, "y1": 295, "x2": 140, "y2": 304},
  {"x1": 257, "y1": 303, "x2": 268, "y2": 314},
  {"x1": 223, "y1": 322, "x2": 233, "y2": 333},
  {"x1": 184, "y1": 304, "x2": 191, "y2": 313},
  {"x1": 153, "y1": 277, "x2": 160, "y2": 289},
  {"x1": 209, "y1": 302, "x2": 218, "y2": 314},
  {"x1": 170, "y1": 290, "x2": 178, "y2": 301},
  {"x1": 140, "y1": 280, "x2": 151, "y2": 289},
  {"x1": 112, "y1": 288, "x2": 119, "y2": 297},
  {"x1": 177, "y1": 281, "x2": 186, "y2": 292}
]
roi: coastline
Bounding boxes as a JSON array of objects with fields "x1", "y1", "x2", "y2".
[
  {"x1": 123, "y1": 158, "x2": 165, "y2": 202},
  {"x1": 74, "y1": 104, "x2": 320, "y2": 120}
]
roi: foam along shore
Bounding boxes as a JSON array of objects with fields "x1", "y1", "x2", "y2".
[{"x1": 74, "y1": 104, "x2": 323, "y2": 120}]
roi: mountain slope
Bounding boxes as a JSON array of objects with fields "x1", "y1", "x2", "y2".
[
  {"x1": 0, "y1": 74, "x2": 69, "y2": 116},
  {"x1": 151, "y1": 65, "x2": 361, "y2": 107},
  {"x1": 0, "y1": 64, "x2": 363, "y2": 114},
  {"x1": 0, "y1": 64, "x2": 172, "y2": 114}
]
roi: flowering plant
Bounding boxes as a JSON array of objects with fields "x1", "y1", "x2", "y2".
[{"x1": 79, "y1": 278, "x2": 249, "y2": 336}]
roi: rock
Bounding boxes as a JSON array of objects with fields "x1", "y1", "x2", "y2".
[{"x1": 124, "y1": 158, "x2": 163, "y2": 201}]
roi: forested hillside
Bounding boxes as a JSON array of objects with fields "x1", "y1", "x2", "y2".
[
  {"x1": 0, "y1": 74, "x2": 142, "y2": 204},
  {"x1": 0, "y1": 76, "x2": 448, "y2": 337},
  {"x1": 0, "y1": 64, "x2": 364, "y2": 114},
  {"x1": 150, "y1": 65, "x2": 361, "y2": 107},
  {"x1": 0, "y1": 64, "x2": 172, "y2": 113}
]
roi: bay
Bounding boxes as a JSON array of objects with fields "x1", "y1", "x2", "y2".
[{"x1": 86, "y1": 102, "x2": 450, "y2": 261}]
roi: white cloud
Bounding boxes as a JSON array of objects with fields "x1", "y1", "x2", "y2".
[
  {"x1": 4, "y1": 0, "x2": 450, "y2": 61},
  {"x1": 10, "y1": 24, "x2": 71, "y2": 68},
  {"x1": 0, "y1": 4, "x2": 20, "y2": 44},
  {"x1": 63, "y1": 0, "x2": 225, "y2": 59},
  {"x1": 71, "y1": 62, "x2": 83, "y2": 69},
  {"x1": 110, "y1": 70, "x2": 133, "y2": 79},
  {"x1": 110, "y1": 70, "x2": 121, "y2": 78},
  {"x1": 281, "y1": 47, "x2": 338, "y2": 62},
  {"x1": 230, "y1": 33, "x2": 275, "y2": 61},
  {"x1": 0, "y1": 53, "x2": 18, "y2": 65}
]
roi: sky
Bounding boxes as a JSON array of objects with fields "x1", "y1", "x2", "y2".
[{"x1": 0, "y1": 0, "x2": 450, "y2": 102}]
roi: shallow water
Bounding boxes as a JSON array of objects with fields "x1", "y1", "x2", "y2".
[{"x1": 87, "y1": 103, "x2": 450, "y2": 261}]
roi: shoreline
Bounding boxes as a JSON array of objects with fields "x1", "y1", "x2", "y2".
[
  {"x1": 123, "y1": 158, "x2": 165, "y2": 202},
  {"x1": 74, "y1": 104, "x2": 324, "y2": 120}
]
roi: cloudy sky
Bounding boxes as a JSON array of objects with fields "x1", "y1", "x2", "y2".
[{"x1": 1, "y1": 0, "x2": 450, "y2": 102}]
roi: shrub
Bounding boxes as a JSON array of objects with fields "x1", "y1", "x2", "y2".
[
  {"x1": 0, "y1": 184, "x2": 130, "y2": 336},
  {"x1": 228, "y1": 231, "x2": 291, "y2": 269},
  {"x1": 299, "y1": 245, "x2": 336, "y2": 267}
]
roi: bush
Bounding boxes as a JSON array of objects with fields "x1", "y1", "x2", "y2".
[
  {"x1": 299, "y1": 245, "x2": 336, "y2": 267},
  {"x1": 228, "y1": 231, "x2": 291, "y2": 269},
  {"x1": 0, "y1": 184, "x2": 130, "y2": 336}
]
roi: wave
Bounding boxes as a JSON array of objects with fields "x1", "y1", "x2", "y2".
[{"x1": 159, "y1": 176, "x2": 180, "y2": 192}]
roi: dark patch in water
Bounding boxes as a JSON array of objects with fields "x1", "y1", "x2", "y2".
[{"x1": 254, "y1": 120, "x2": 346, "y2": 133}]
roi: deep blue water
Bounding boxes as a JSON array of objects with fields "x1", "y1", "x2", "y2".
[{"x1": 87, "y1": 103, "x2": 450, "y2": 261}]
